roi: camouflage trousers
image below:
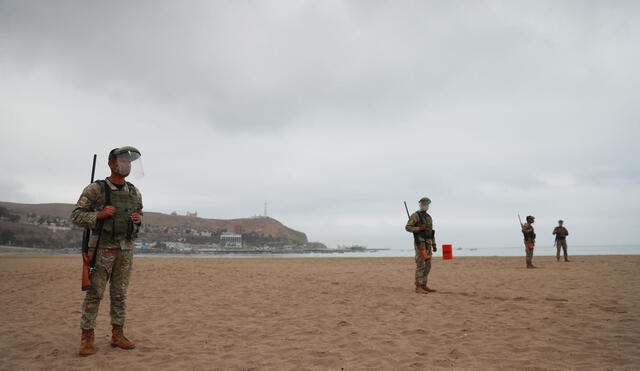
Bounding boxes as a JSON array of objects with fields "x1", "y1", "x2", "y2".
[
  {"x1": 414, "y1": 241, "x2": 433, "y2": 287},
  {"x1": 81, "y1": 248, "x2": 134, "y2": 330},
  {"x1": 524, "y1": 241, "x2": 535, "y2": 265},
  {"x1": 556, "y1": 240, "x2": 568, "y2": 259}
]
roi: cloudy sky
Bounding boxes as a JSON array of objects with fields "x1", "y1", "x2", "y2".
[{"x1": 1, "y1": 1, "x2": 639, "y2": 251}]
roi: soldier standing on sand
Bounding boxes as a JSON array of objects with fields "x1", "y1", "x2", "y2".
[
  {"x1": 71, "y1": 147, "x2": 143, "y2": 356},
  {"x1": 553, "y1": 220, "x2": 570, "y2": 262},
  {"x1": 405, "y1": 197, "x2": 437, "y2": 294},
  {"x1": 521, "y1": 215, "x2": 537, "y2": 269}
]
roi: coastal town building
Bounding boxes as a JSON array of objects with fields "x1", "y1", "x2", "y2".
[{"x1": 220, "y1": 232, "x2": 242, "y2": 248}]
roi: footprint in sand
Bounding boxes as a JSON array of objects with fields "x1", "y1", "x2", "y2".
[{"x1": 545, "y1": 297, "x2": 568, "y2": 302}]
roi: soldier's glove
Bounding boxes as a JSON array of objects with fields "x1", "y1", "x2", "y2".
[
  {"x1": 97, "y1": 206, "x2": 116, "y2": 219},
  {"x1": 418, "y1": 225, "x2": 427, "y2": 231},
  {"x1": 432, "y1": 244, "x2": 437, "y2": 252}
]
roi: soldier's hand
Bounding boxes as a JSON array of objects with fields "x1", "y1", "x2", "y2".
[
  {"x1": 418, "y1": 225, "x2": 427, "y2": 231},
  {"x1": 130, "y1": 212, "x2": 142, "y2": 225},
  {"x1": 96, "y1": 206, "x2": 116, "y2": 219},
  {"x1": 432, "y1": 244, "x2": 437, "y2": 252}
]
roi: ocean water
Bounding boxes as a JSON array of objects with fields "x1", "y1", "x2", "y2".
[
  {"x1": 131, "y1": 244, "x2": 639, "y2": 258},
  {"x1": 362, "y1": 244, "x2": 640, "y2": 258},
  {"x1": 1, "y1": 244, "x2": 638, "y2": 258}
]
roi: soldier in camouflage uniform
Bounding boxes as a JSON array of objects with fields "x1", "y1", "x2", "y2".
[
  {"x1": 521, "y1": 215, "x2": 537, "y2": 269},
  {"x1": 553, "y1": 219, "x2": 570, "y2": 262},
  {"x1": 405, "y1": 197, "x2": 437, "y2": 294},
  {"x1": 71, "y1": 147, "x2": 143, "y2": 356}
]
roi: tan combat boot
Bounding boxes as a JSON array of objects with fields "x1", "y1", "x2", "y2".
[
  {"x1": 79, "y1": 329, "x2": 96, "y2": 356},
  {"x1": 424, "y1": 286, "x2": 437, "y2": 293},
  {"x1": 111, "y1": 325, "x2": 136, "y2": 349},
  {"x1": 415, "y1": 286, "x2": 429, "y2": 294}
]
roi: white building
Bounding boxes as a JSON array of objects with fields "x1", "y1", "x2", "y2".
[{"x1": 220, "y1": 233, "x2": 242, "y2": 248}]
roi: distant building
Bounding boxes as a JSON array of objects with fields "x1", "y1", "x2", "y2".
[
  {"x1": 186, "y1": 211, "x2": 198, "y2": 217},
  {"x1": 220, "y1": 232, "x2": 242, "y2": 248},
  {"x1": 165, "y1": 242, "x2": 191, "y2": 251}
]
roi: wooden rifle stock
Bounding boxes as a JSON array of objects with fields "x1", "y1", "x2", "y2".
[{"x1": 81, "y1": 154, "x2": 97, "y2": 291}]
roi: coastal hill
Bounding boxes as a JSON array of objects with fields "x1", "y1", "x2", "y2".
[{"x1": 0, "y1": 201, "x2": 309, "y2": 248}]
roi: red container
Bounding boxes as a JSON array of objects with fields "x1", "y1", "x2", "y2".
[{"x1": 442, "y1": 244, "x2": 453, "y2": 260}]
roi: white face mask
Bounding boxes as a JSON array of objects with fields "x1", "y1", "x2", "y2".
[
  {"x1": 115, "y1": 161, "x2": 131, "y2": 176},
  {"x1": 419, "y1": 203, "x2": 430, "y2": 212}
]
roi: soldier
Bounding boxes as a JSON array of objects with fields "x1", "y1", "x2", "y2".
[
  {"x1": 521, "y1": 215, "x2": 537, "y2": 268},
  {"x1": 405, "y1": 197, "x2": 437, "y2": 294},
  {"x1": 71, "y1": 147, "x2": 143, "y2": 356},
  {"x1": 553, "y1": 219, "x2": 570, "y2": 262}
]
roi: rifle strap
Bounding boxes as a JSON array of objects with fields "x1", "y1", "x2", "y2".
[{"x1": 89, "y1": 180, "x2": 112, "y2": 269}]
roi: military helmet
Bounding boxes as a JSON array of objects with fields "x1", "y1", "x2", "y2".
[
  {"x1": 558, "y1": 219, "x2": 564, "y2": 223},
  {"x1": 109, "y1": 146, "x2": 141, "y2": 161},
  {"x1": 419, "y1": 197, "x2": 431, "y2": 204},
  {"x1": 526, "y1": 215, "x2": 535, "y2": 221}
]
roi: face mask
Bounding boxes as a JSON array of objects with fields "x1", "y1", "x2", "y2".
[{"x1": 116, "y1": 162, "x2": 131, "y2": 176}]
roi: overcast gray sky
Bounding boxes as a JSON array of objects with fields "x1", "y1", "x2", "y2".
[{"x1": 1, "y1": 1, "x2": 639, "y2": 250}]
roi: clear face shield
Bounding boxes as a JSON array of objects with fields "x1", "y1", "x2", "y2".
[{"x1": 112, "y1": 150, "x2": 144, "y2": 179}]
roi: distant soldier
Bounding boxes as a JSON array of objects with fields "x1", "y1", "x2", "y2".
[
  {"x1": 71, "y1": 147, "x2": 143, "y2": 356},
  {"x1": 521, "y1": 215, "x2": 537, "y2": 268},
  {"x1": 553, "y1": 220, "x2": 570, "y2": 262},
  {"x1": 405, "y1": 197, "x2": 437, "y2": 294}
]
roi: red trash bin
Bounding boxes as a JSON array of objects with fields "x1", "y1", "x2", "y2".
[{"x1": 442, "y1": 244, "x2": 453, "y2": 260}]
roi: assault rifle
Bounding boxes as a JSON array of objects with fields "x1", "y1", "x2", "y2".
[{"x1": 81, "y1": 155, "x2": 97, "y2": 291}]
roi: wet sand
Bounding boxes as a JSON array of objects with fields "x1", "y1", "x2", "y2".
[{"x1": 1, "y1": 255, "x2": 639, "y2": 370}]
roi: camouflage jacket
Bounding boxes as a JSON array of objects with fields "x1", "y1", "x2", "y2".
[
  {"x1": 522, "y1": 222, "x2": 535, "y2": 242},
  {"x1": 405, "y1": 211, "x2": 435, "y2": 244},
  {"x1": 553, "y1": 226, "x2": 569, "y2": 240},
  {"x1": 71, "y1": 178, "x2": 143, "y2": 249}
]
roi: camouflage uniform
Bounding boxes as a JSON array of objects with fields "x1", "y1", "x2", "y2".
[
  {"x1": 71, "y1": 179, "x2": 143, "y2": 330},
  {"x1": 405, "y1": 211, "x2": 434, "y2": 287},
  {"x1": 522, "y1": 222, "x2": 535, "y2": 266},
  {"x1": 553, "y1": 226, "x2": 569, "y2": 260}
]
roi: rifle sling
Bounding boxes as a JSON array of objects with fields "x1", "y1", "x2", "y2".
[{"x1": 90, "y1": 181, "x2": 112, "y2": 269}]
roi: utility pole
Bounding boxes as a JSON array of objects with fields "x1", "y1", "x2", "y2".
[{"x1": 264, "y1": 200, "x2": 268, "y2": 218}]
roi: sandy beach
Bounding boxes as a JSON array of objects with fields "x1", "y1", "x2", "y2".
[{"x1": 1, "y1": 255, "x2": 638, "y2": 370}]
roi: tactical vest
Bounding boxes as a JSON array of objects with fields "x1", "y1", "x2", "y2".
[
  {"x1": 413, "y1": 211, "x2": 435, "y2": 243},
  {"x1": 555, "y1": 227, "x2": 567, "y2": 240},
  {"x1": 523, "y1": 224, "x2": 536, "y2": 241},
  {"x1": 94, "y1": 180, "x2": 141, "y2": 243}
]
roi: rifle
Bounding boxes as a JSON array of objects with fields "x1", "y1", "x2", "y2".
[
  {"x1": 518, "y1": 214, "x2": 535, "y2": 242},
  {"x1": 81, "y1": 154, "x2": 97, "y2": 291},
  {"x1": 404, "y1": 201, "x2": 430, "y2": 261}
]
